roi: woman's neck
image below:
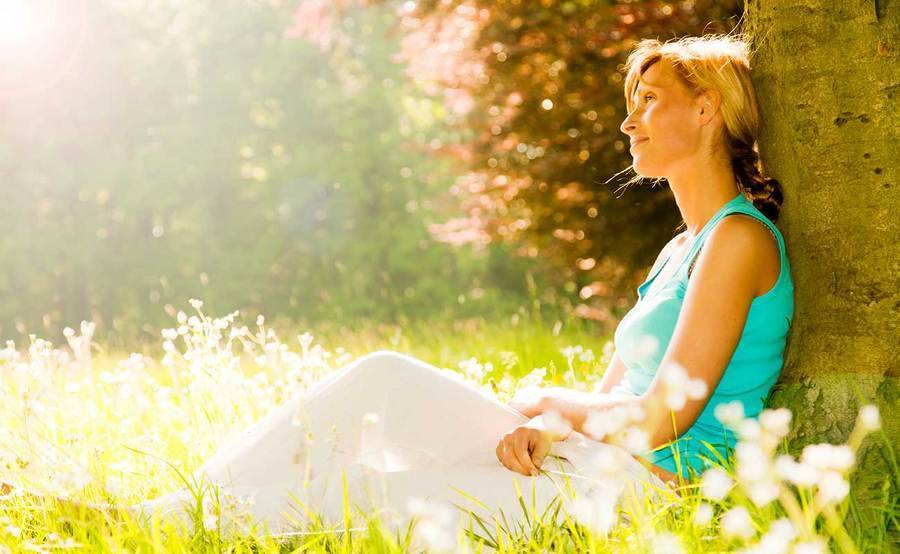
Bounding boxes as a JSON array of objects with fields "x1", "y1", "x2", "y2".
[{"x1": 667, "y1": 163, "x2": 742, "y2": 236}]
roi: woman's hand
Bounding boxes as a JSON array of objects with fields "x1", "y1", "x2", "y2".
[
  {"x1": 507, "y1": 385, "x2": 562, "y2": 418},
  {"x1": 508, "y1": 385, "x2": 588, "y2": 419},
  {"x1": 495, "y1": 419, "x2": 555, "y2": 476},
  {"x1": 509, "y1": 386, "x2": 631, "y2": 441}
]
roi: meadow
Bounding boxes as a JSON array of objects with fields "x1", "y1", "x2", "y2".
[{"x1": 0, "y1": 302, "x2": 894, "y2": 553}]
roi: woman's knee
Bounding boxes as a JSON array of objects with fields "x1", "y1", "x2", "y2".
[{"x1": 350, "y1": 350, "x2": 421, "y2": 382}]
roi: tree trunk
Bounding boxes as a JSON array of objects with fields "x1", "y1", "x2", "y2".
[{"x1": 745, "y1": 0, "x2": 898, "y2": 502}]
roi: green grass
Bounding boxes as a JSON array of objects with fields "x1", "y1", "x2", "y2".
[{"x1": 0, "y1": 304, "x2": 895, "y2": 552}]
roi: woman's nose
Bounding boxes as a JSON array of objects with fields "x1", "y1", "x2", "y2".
[{"x1": 620, "y1": 114, "x2": 637, "y2": 135}]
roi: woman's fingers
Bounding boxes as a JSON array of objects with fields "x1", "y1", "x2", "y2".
[
  {"x1": 496, "y1": 435, "x2": 529, "y2": 475},
  {"x1": 530, "y1": 432, "x2": 552, "y2": 470},
  {"x1": 496, "y1": 441, "x2": 517, "y2": 473},
  {"x1": 497, "y1": 425, "x2": 555, "y2": 477},
  {"x1": 513, "y1": 429, "x2": 539, "y2": 476}
]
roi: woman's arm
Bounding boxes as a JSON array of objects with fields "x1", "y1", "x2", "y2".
[
  {"x1": 518, "y1": 218, "x2": 772, "y2": 450},
  {"x1": 638, "y1": 216, "x2": 771, "y2": 449},
  {"x1": 595, "y1": 351, "x2": 628, "y2": 394}
]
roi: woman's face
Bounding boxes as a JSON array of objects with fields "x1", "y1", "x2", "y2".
[{"x1": 619, "y1": 58, "x2": 704, "y2": 179}]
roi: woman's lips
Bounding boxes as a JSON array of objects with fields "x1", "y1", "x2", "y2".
[{"x1": 630, "y1": 138, "x2": 649, "y2": 150}]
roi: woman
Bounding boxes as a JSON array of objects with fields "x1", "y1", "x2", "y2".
[{"x1": 7, "y1": 33, "x2": 795, "y2": 540}]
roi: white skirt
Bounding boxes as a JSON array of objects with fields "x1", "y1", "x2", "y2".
[{"x1": 131, "y1": 350, "x2": 663, "y2": 538}]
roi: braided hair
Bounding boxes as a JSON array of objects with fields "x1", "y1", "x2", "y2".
[{"x1": 728, "y1": 138, "x2": 784, "y2": 223}]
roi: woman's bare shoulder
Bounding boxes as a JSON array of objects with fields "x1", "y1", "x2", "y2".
[{"x1": 707, "y1": 215, "x2": 780, "y2": 296}]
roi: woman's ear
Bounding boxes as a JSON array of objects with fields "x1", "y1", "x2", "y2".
[{"x1": 697, "y1": 89, "x2": 721, "y2": 126}]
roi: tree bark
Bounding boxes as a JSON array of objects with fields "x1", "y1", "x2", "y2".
[{"x1": 745, "y1": 0, "x2": 898, "y2": 502}]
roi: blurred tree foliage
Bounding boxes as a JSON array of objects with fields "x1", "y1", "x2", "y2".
[
  {"x1": 0, "y1": 0, "x2": 545, "y2": 342},
  {"x1": 355, "y1": 0, "x2": 742, "y2": 328}
]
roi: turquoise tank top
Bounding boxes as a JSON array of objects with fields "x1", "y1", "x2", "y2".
[{"x1": 611, "y1": 192, "x2": 794, "y2": 478}]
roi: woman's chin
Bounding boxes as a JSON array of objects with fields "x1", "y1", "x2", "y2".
[{"x1": 632, "y1": 161, "x2": 661, "y2": 179}]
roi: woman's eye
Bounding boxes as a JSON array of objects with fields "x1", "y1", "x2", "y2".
[{"x1": 643, "y1": 94, "x2": 654, "y2": 102}]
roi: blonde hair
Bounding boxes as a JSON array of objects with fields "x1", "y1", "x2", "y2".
[{"x1": 622, "y1": 33, "x2": 783, "y2": 223}]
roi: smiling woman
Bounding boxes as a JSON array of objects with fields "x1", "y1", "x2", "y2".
[
  {"x1": 121, "y1": 33, "x2": 795, "y2": 535},
  {"x1": 610, "y1": 33, "x2": 793, "y2": 479},
  {"x1": 0, "y1": 32, "x2": 795, "y2": 543}
]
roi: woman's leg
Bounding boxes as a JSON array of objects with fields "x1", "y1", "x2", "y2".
[
  {"x1": 196, "y1": 350, "x2": 529, "y2": 484},
  {"x1": 133, "y1": 350, "x2": 532, "y2": 532}
]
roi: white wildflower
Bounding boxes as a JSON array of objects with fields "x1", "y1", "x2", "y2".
[
  {"x1": 510, "y1": 385, "x2": 543, "y2": 407},
  {"x1": 736, "y1": 442, "x2": 769, "y2": 483},
  {"x1": 815, "y1": 470, "x2": 849, "y2": 505},
  {"x1": 759, "y1": 408, "x2": 792, "y2": 438},
  {"x1": 406, "y1": 497, "x2": 458, "y2": 553},
  {"x1": 362, "y1": 412, "x2": 380, "y2": 426},
  {"x1": 766, "y1": 518, "x2": 798, "y2": 544},
  {"x1": 298, "y1": 332, "x2": 314, "y2": 353},
  {"x1": 635, "y1": 335, "x2": 659, "y2": 359},
  {"x1": 627, "y1": 402, "x2": 646, "y2": 422},
  {"x1": 542, "y1": 410, "x2": 573, "y2": 439},
  {"x1": 201, "y1": 495, "x2": 219, "y2": 532},
  {"x1": 665, "y1": 389, "x2": 688, "y2": 411},
  {"x1": 202, "y1": 512, "x2": 218, "y2": 532},
  {"x1": 801, "y1": 444, "x2": 854, "y2": 472},
  {"x1": 793, "y1": 539, "x2": 827, "y2": 554},
  {"x1": 585, "y1": 448, "x2": 626, "y2": 479},
  {"x1": 686, "y1": 377, "x2": 708, "y2": 400},
  {"x1": 757, "y1": 532, "x2": 791, "y2": 554},
  {"x1": 774, "y1": 455, "x2": 819, "y2": 487},
  {"x1": 566, "y1": 487, "x2": 620, "y2": 535},
  {"x1": 714, "y1": 401, "x2": 745, "y2": 427},
  {"x1": 651, "y1": 532, "x2": 684, "y2": 554},
  {"x1": 413, "y1": 519, "x2": 456, "y2": 553},
  {"x1": 747, "y1": 479, "x2": 780, "y2": 508},
  {"x1": 561, "y1": 345, "x2": 583, "y2": 360},
  {"x1": 701, "y1": 468, "x2": 734, "y2": 501},
  {"x1": 721, "y1": 506, "x2": 755, "y2": 539},
  {"x1": 693, "y1": 502, "x2": 714, "y2": 526},
  {"x1": 659, "y1": 361, "x2": 707, "y2": 410},
  {"x1": 620, "y1": 426, "x2": 650, "y2": 454},
  {"x1": 799, "y1": 443, "x2": 833, "y2": 469},
  {"x1": 583, "y1": 408, "x2": 629, "y2": 441},
  {"x1": 736, "y1": 419, "x2": 762, "y2": 442},
  {"x1": 517, "y1": 366, "x2": 547, "y2": 389},
  {"x1": 457, "y1": 357, "x2": 487, "y2": 381},
  {"x1": 858, "y1": 404, "x2": 881, "y2": 432},
  {"x1": 189, "y1": 298, "x2": 203, "y2": 309}
]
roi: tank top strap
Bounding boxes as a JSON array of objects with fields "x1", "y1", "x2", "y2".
[{"x1": 679, "y1": 193, "x2": 785, "y2": 281}]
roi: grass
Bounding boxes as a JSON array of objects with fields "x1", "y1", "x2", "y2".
[{"x1": 0, "y1": 303, "x2": 895, "y2": 552}]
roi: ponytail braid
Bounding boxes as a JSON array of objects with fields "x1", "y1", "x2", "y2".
[{"x1": 728, "y1": 139, "x2": 783, "y2": 223}]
